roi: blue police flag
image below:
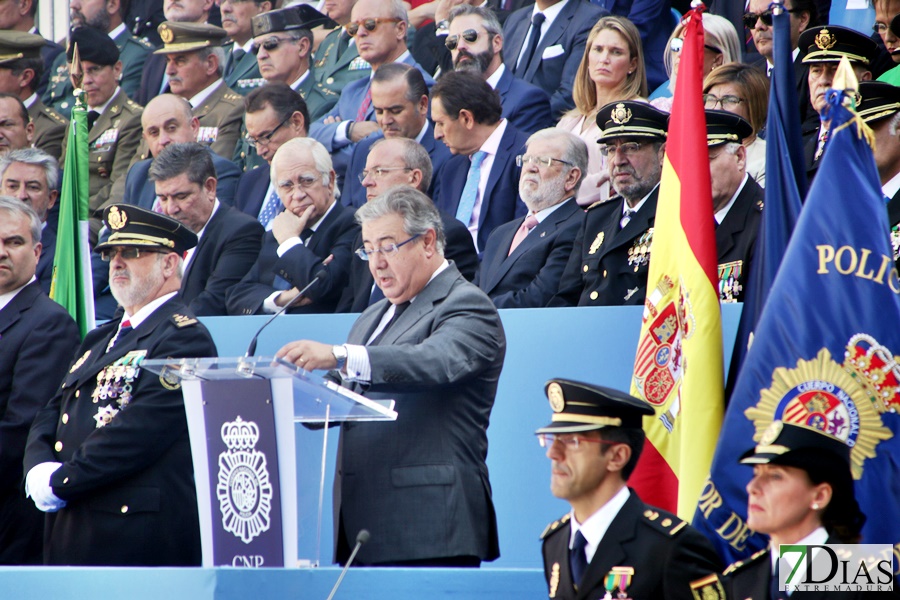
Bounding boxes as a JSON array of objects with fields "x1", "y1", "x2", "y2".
[{"x1": 693, "y1": 65, "x2": 900, "y2": 565}]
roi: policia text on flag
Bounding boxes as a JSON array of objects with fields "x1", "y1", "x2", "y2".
[{"x1": 816, "y1": 245, "x2": 900, "y2": 292}]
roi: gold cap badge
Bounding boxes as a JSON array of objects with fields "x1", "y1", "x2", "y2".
[
  {"x1": 159, "y1": 23, "x2": 174, "y2": 44},
  {"x1": 760, "y1": 420, "x2": 783, "y2": 446},
  {"x1": 611, "y1": 103, "x2": 632, "y2": 125},
  {"x1": 548, "y1": 382, "x2": 565, "y2": 413},
  {"x1": 815, "y1": 28, "x2": 836, "y2": 51},
  {"x1": 107, "y1": 206, "x2": 127, "y2": 230}
]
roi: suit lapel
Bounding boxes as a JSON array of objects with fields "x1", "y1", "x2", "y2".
[
  {"x1": 599, "y1": 190, "x2": 658, "y2": 259},
  {"x1": 183, "y1": 205, "x2": 224, "y2": 282},
  {"x1": 192, "y1": 82, "x2": 224, "y2": 119},
  {"x1": 715, "y1": 184, "x2": 754, "y2": 260},
  {"x1": 0, "y1": 281, "x2": 40, "y2": 334},
  {"x1": 375, "y1": 267, "x2": 458, "y2": 346},
  {"x1": 577, "y1": 493, "x2": 641, "y2": 596},
  {"x1": 483, "y1": 219, "x2": 522, "y2": 292},
  {"x1": 525, "y1": 2, "x2": 574, "y2": 79},
  {"x1": 307, "y1": 202, "x2": 342, "y2": 254},
  {"x1": 505, "y1": 14, "x2": 529, "y2": 70},
  {"x1": 479, "y1": 125, "x2": 516, "y2": 228}
]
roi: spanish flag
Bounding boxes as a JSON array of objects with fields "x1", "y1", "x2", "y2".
[{"x1": 629, "y1": 6, "x2": 724, "y2": 519}]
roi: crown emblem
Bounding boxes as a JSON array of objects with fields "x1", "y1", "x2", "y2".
[
  {"x1": 159, "y1": 24, "x2": 174, "y2": 44},
  {"x1": 547, "y1": 383, "x2": 565, "y2": 412},
  {"x1": 221, "y1": 416, "x2": 260, "y2": 450},
  {"x1": 815, "y1": 28, "x2": 837, "y2": 51},
  {"x1": 611, "y1": 103, "x2": 632, "y2": 125},
  {"x1": 107, "y1": 206, "x2": 127, "y2": 230},
  {"x1": 843, "y1": 333, "x2": 900, "y2": 413}
]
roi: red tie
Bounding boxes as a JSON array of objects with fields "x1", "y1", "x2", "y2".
[
  {"x1": 508, "y1": 215, "x2": 538, "y2": 256},
  {"x1": 356, "y1": 86, "x2": 372, "y2": 122}
]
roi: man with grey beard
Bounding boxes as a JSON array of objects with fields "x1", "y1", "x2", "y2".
[
  {"x1": 551, "y1": 101, "x2": 668, "y2": 307},
  {"x1": 445, "y1": 4, "x2": 552, "y2": 135},
  {"x1": 24, "y1": 204, "x2": 217, "y2": 566},
  {"x1": 476, "y1": 128, "x2": 586, "y2": 308}
]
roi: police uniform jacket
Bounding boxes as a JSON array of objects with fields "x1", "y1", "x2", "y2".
[
  {"x1": 312, "y1": 27, "x2": 371, "y2": 96},
  {"x1": 223, "y1": 41, "x2": 263, "y2": 96},
  {"x1": 715, "y1": 175, "x2": 763, "y2": 303},
  {"x1": 551, "y1": 187, "x2": 659, "y2": 307},
  {"x1": 226, "y1": 201, "x2": 360, "y2": 315},
  {"x1": 541, "y1": 491, "x2": 723, "y2": 600},
  {"x1": 61, "y1": 88, "x2": 144, "y2": 233},
  {"x1": 42, "y1": 29, "x2": 153, "y2": 118},
  {"x1": 37, "y1": 33, "x2": 64, "y2": 97},
  {"x1": 0, "y1": 282, "x2": 79, "y2": 564},
  {"x1": 28, "y1": 97, "x2": 68, "y2": 161},
  {"x1": 475, "y1": 198, "x2": 584, "y2": 309},
  {"x1": 180, "y1": 204, "x2": 264, "y2": 316},
  {"x1": 191, "y1": 79, "x2": 245, "y2": 161},
  {"x1": 23, "y1": 298, "x2": 217, "y2": 566}
]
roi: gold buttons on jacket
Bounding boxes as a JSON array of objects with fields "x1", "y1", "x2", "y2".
[
  {"x1": 590, "y1": 291, "x2": 599, "y2": 300},
  {"x1": 583, "y1": 265, "x2": 588, "y2": 272},
  {"x1": 602, "y1": 270, "x2": 607, "y2": 277},
  {"x1": 62, "y1": 413, "x2": 69, "y2": 424},
  {"x1": 55, "y1": 441, "x2": 63, "y2": 452},
  {"x1": 75, "y1": 390, "x2": 80, "y2": 398},
  {"x1": 121, "y1": 505, "x2": 129, "y2": 513}
]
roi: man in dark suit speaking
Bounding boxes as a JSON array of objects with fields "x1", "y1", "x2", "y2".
[{"x1": 277, "y1": 186, "x2": 506, "y2": 567}]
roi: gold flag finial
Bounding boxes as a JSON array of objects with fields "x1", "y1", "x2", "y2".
[
  {"x1": 70, "y1": 42, "x2": 84, "y2": 108},
  {"x1": 832, "y1": 55, "x2": 858, "y2": 97}
]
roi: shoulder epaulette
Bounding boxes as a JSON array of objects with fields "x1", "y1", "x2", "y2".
[
  {"x1": 755, "y1": 199, "x2": 764, "y2": 212},
  {"x1": 171, "y1": 313, "x2": 199, "y2": 328},
  {"x1": 540, "y1": 513, "x2": 570, "y2": 540},
  {"x1": 641, "y1": 508, "x2": 687, "y2": 536},
  {"x1": 224, "y1": 92, "x2": 242, "y2": 102},
  {"x1": 723, "y1": 548, "x2": 768, "y2": 575},
  {"x1": 689, "y1": 573, "x2": 726, "y2": 600},
  {"x1": 43, "y1": 106, "x2": 68, "y2": 124},
  {"x1": 125, "y1": 98, "x2": 142, "y2": 111},
  {"x1": 131, "y1": 36, "x2": 155, "y2": 49}
]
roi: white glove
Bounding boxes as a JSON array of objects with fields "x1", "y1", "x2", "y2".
[{"x1": 25, "y1": 462, "x2": 67, "y2": 512}]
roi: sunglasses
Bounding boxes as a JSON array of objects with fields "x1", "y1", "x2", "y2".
[
  {"x1": 445, "y1": 28, "x2": 485, "y2": 51},
  {"x1": 742, "y1": 8, "x2": 802, "y2": 29},
  {"x1": 669, "y1": 37, "x2": 722, "y2": 54},
  {"x1": 346, "y1": 17, "x2": 402, "y2": 37},
  {"x1": 99, "y1": 248, "x2": 167, "y2": 261},
  {"x1": 251, "y1": 36, "x2": 295, "y2": 55}
]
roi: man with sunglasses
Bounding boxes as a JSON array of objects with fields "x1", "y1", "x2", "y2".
[
  {"x1": 310, "y1": 0, "x2": 434, "y2": 184},
  {"x1": 277, "y1": 185, "x2": 505, "y2": 567},
  {"x1": 24, "y1": 204, "x2": 218, "y2": 565},
  {"x1": 476, "y1": 128, "x2": 586, "y2": 308},
  {"x1": 551, "y1": 101, "x2": 667, "y2": 307},
  {"x1": 446, "y1": 4, "x2": 554, "y2": 136},
  {"x1": 314, "y1": 0, "x2": 372, "y2": 97},
  {"x1": 227, "y1": 136, "x2": 358, "y2": 315},
  {"x1": 536, "y1": 379, "x2": 721, "y2": 599},
  {"x1": 153, "y1": 21, "x2": 244, "y2": 160}
]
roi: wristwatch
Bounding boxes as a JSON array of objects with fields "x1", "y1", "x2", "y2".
[{"x1": 332, "y1": 344, "x2": 348, "y2": 370}]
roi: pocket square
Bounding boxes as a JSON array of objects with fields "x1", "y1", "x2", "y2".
[{"x1": 542, "y1": 44, "x2": 564, "y2": 59}]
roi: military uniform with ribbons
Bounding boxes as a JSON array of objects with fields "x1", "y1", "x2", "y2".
[
  {"x1": 22, "y1": 205, "x2": 218, "y2": 566},
  {"x1": 312, "y1": 25, "x2": 371, "y2": 96}
]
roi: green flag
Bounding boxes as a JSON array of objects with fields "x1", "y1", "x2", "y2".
[{"x1": 50, "y1": 92, "x2": 94, "y2": 338}]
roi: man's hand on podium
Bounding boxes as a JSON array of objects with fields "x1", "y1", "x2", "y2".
[{"x1": 277, "y1": 339, "x2": 337, "y2": 371}]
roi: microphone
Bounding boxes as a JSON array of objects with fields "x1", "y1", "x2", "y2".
[
  {"x1": 244, "y1": 255, "x2": 333, "y2": 358},
  {"x1": 326, "y1": 529, "x2": 370, "y2": 600}
]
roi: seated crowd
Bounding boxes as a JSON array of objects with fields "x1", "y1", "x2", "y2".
[{"x1": 2, "y1": 0, "x2": 899, "y2": 594}]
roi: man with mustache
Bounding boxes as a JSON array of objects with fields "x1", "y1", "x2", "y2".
[
  {"x1": 314, "y1": 0, "x2": 371, "y2": 96},
  {"x1": 43, "y1": 0, "x2": 153, "y2": 118},
  {"x1": 0, "y1": 0, "x2": 63, "y2": 95},
  {"x1": 552, "y1": 101, "x2": 667, "y2": 307},
  {"x1": 446, "y1": 4, "x2": 553, "y2": 135},
  {"x1": 23, "y1": 204, "x2": 217, "y2": 565},
  {"x1": 220, "y1": 0, "x2": 267, "y2": 96},
  {"x1": 476, "y1": 128, "x2": 586, "y2": 308}
]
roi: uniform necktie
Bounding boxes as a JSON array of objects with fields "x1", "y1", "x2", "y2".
[
  {"x1": 369, "y1": 301, "x2": 410, "y2": 345},
  {"x1": 569, "y1": 530, "x2": 588, "y2": 587},
  {"x1": 337, "y1": 30, "x2": 351, "y2": 59},
  {"x1": 508, "y1": 214, "x2": 538, "y2": 256},
  {"x1": 456, "y1": 150, "x2": 487, "y2": 227},
  {"x1": 356, "y1": 85, "x2": 373, "y2": 122},
  {"x1": 259, "y1": 188, "x2": 282, "y2": 230},
  {"x1": 87, "y1": 110, "x2": 100, "y2": 131},
  {"x1": 516, "y1": 12, "x2": 546, "y2": 75},
  {"x1": 106, "y1": 320, "x2": 132, "y2": 352},
  {"x1": 620, "y1": 208, "x2": 636, "y2": 229},
  {"x1": 226, "y1": 48, "x2": 245, "y2": 77}
]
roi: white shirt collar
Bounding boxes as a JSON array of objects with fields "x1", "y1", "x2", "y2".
[
  {"x1": 414, "y1": 121, "x2": 429, "y2": 144},
  {"x1": 0, "y1": 276, "x2": 36, "y2": 312},
  {"x1": 89, "y1": 86, "x2": 122, "y2": 114},
  {"x1": 569, "y1": 486, "x2": 630, "y2": 562},
  {"x1": 23, "y1": 93, "x2": 37, "y2": 110},
  {"x1": 884, "y1": 169, "x2": 900, "y2": 201},
  {"x1": 486, "y1": 63, "x2": 506, "y2": 89},
  {"x1": 189, "y1": 79, "x2": 223, "y2": 109},
  {"x1": 531, "y1": 0, "x2": 570, "y2": 29},
  {"x1": 237, "y1": 38, "x2": 254, "y2": 53},
  {"x1": 108, "y1": 23, "x2": 126, "y2": 41},
  {"x1": 714, "y1": 173, "x2": 748, "y2": 224},
  {"x1": 770, "y1": 526, "x2": 829, "y2": 582},
  {"x1": 310, "y1": 198, "x2": 337, "y2": 233},
  {"x1": 767, "y1": 47, "x2": 800, "y2": 73},
  {"x1": 195, "y1": 199, "x2": 220, "y2": 241},
  {"x1": 478, "y1": 118, "x2": 507, "y2": 157},
  {"x1": 623, "y1": 183, "x2": 659, "y2": 216},
  {"x1": 290, "y1": 69, "x2": 310, "y2": 91},
  {"x1": 122, "y1": 291, "x2": 178, "y2": 329},
  {"x1": 532, "y1": 197, "x2": 571, "y2": 224}
]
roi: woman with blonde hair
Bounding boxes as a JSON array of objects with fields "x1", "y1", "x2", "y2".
[
  {"x1": 703, "y1": 63, "x2": 770, "y2": 186},
  {"x1": 557, "y1": 15, "x2": 647, "y2": 206}
]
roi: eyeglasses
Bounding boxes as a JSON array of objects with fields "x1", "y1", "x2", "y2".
[
  {"x1": 358, "y1": 166, "x2": 412, "y2": 183},
  {"x1": 277, "y1": 174, "x2": 324, "y2": 195},
  {"x1": 537, "y1": 433, "x2": 617, "y2": 449},
  {"x1": 515, "y1": 154, "x2": 574, "y2": 168},
  {"x1": 346, "y1": 17, "x2": 402, "y2": 37},
  {"x1": 873, "y1": 22, "x2": 890, "y2": 35},
  {"x1": 669, "y1": 37, "x2": 721, "y2": 54},
  {"x1": 251, "y1": 36, "x2": 296, "y2": 55},
  {"x1": 742, "y1": 8, "x2": 802, "y2": 29},
  {"x1": 445, "y1": 28, "x2": 484, "y2": 51},
  {"x1": 703, "y1": 94, "x2": 745, "y2": 109},
  {"x1": 99, "y1": 247, "x2": 167, "y2": 261},
  {"x1": 247, "y1": 114, "x2": 291, "y2": 147},
  {"x1": 355, "y1": 233, "x2": 421, "y2": 261},
  {"x1": 598, "y1": 141, "x2": 644, "y2": 157}
]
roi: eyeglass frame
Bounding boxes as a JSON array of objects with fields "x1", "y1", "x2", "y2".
[
  {"x1": 597, "y1": 141, "x2": 646, "y2": 157},
  {"x1": 346, "y1": 17, "x2": 403, "y2": 37},
  {"x1": 99, "y1": 247, "x2": 169, "y2": 262},
  {"x1": 702, "y1": 93, "x2": 745, "y2": 109},
  {"x1": 537, "y1": 433, "x2": 620, "y2": 450},
  {"x1": 358, "y1": 166, "x2": 412, "y2": 184},
  {"x1": 246, "y1": 113, "x2": 291, "y2": 147},
  {"x1": 445, "y1": 28, "x2": 490, "y2": 51},
  {"x1": 668, "y1": 37, "x2": 722, "y2": 54},
  {"x1": 355, "y1": 233, "x2": 422, "y2": 261},
  {"x1": 741, "y1": 7, "x2": 803, "y2": 29},
  {"x1": 251, "y1": 35, "x2": 298, "y2": 56},
  {"x1": 515, "y1": 154, "x2": 574, "y2": 168}
]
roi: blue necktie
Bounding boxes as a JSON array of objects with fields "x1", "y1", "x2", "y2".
[
  {"x1": 570, "y1": 530, "x2": 588, "y2": 587},
  {"x1": 515, "y1": 12, "x2": 546, "y2": 75},
  {"x1": 259, "y1": 188, "x2": 283, "y2": 230},
  {"x1": 456, "y1": 150, "x2": 487, "y2": 227}
]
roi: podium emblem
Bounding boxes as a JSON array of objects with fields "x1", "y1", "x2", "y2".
[{"x1": 217, "y1": 416, "x2": 274, "y2": 544}]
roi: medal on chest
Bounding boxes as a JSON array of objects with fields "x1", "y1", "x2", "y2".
[{"x1": 602, "y1": 566, "x2": 634, "y2": 600}]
